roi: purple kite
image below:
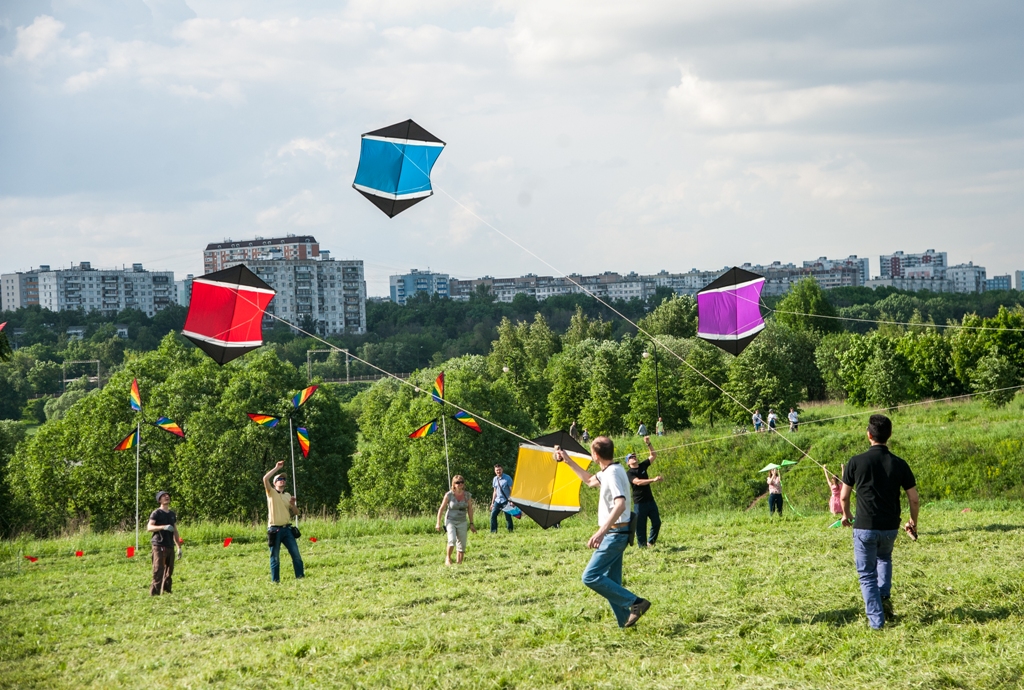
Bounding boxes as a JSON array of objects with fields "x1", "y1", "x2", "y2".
[{"x1": 697, "y1": 267, "x2": 766, "y2": 355}]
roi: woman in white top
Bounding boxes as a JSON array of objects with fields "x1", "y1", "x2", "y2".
[{"x1": 435, "y1": 474, "x2": 477, "y2": 565}]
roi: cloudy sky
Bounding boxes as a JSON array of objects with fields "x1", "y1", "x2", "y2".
[{"x1": 2, "y1": 0, "x2": 1021, "y2": 295}]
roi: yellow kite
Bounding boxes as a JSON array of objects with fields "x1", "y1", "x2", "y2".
[{"x1": 510, "y1": 431, "x2": 592, "y2": 529}]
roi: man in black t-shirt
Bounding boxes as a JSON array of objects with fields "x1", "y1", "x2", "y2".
[
  {"x1": 626, "y1": 436, "x2": 663, "y2": 547},
  {"x1": 146, "y1": 491, "x2": 182, "y2": 596},
  {"x1": 841, "y1": 415, "x2": 919, "y2": 629}
]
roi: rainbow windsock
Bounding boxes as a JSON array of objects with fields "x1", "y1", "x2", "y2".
[
  {"x1": 452, "y1": 410, "x2": 482, "y2": 433},
  {"x1": 431, "y1": 372, "x2": 444, "y2": 403},
  {"x1": 130, "y1": 379, "x2": 142, "y2": 412},
  {"x1": 153, "y1": 417, "x2": 185, "y2": 438},
  {"x1": 296, "y1": 427, "x2": 310, "y2": 457},
  {"x1": 409, "y1": 420, "x2": 439, "y2": 439},
  {"x1": 247, "y1": 413, "x2": 280, "y2": 428},
  {"x1": 114, "y1": 429, "x2": 139, "y2": 451},
  {"x1": 292, "y1": 385, "x2": 319, "y2": 408}
]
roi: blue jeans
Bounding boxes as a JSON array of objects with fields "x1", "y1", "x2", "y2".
[
  {"x1": 853, "y1": 528, "x2": 898, "y2": 629},
  {"x1": 635, "y1": 501, "x2": 661, "y2": 547},
  {"x1": 490, "y1": 503, "x2": 514, "y2": 533},
  {"x1": 270, "y1": 526, "x2": 305, "y2": 582},
  {"x1": 768, "y1": 493, "x2": 783, "y2": 515},
  {"x1": 581, "y1": 529, "x2": 638, "y2": 627}
]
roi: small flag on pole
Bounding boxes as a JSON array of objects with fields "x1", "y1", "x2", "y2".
[
  {"x1": 223, "y1": 537, "x2": 233, "y2": 547},
  {"x1": 247, "y1": 413, "x2": 280, "y2": 428},
  {"x1": 296, "y1": 427, "x2": 310, "y2": 457},
  {"x1": 292, "y1": 385, "x2": 319, "y2": 408},
  {"x1": 114, "y1": 429, "x2": 139, "y2": 451},
  {"x1": 431, "y1": 372, "x2": 444, "y2": 403},
  {"x1": 130, "y1": 378, "x2": 142, "y2": 412},
  {"x1": 409, "y1": 420, "x2": 439, "y2": 439},
  {"x1": 126, "y1": 546, "x2": 136, "y2": 558}
]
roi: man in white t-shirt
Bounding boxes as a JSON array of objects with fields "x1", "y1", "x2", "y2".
[{"x1": 556, "y1": 436, "x2": 652, "y2": 628}]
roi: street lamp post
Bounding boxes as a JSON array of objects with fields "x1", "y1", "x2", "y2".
[{"x1": 641, "y1": 340, "x2": 662, "y2": 423}]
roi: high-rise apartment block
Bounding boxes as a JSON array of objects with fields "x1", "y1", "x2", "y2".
[
  {"x1": 390, "y1": 269, "x2": 450, "y2": 305},
  {"x1": 879, "y1": 249, "x2": 947, "y2": 279},
  {"x1": 985, "y1": 275, "x2": 1011, "y2": 292},
  {"x1": 803, "y1": 256, "x2": 870, "y2": 286},
  {"x1": 204, "y1": 235, "x2": 318, "y2": 273},
  {"x1": 1, "y1": 266, "x2": 45, "y2": 310},
  {"x1": 244, "y1": 256, "x2": 366, "y2": 335},
  {"x1": 948, "y1": 262, "x2": 987, "y2": 294},
  {"x1": 1016, "y1": 270, "x2": 1024, "y2": 291},
  {"x1": 19, "y1": 263, "x2": 176, "y2": 316}
]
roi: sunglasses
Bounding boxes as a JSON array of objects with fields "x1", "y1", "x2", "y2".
[{"x1": 454, "y1": 481, "x2": 464, "y2": 485}]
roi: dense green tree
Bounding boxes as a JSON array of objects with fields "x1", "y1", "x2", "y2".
[
  {"x1": 971, "y1": 352, "x2": 1020, "y2": 407},
  {"x1": 545, "y1": 345, "x2": 591, "y2": 431},
  {"x1": 638, "y1": 294, "x2": 697, "y2": 338},
  {"x1": 626, "y1": 336, "x2": 691, "y2": 433},
  {"x1": 0, "y1": 361, "x2": 31, "y2": 420},
  {"x1": 836, "y1": 334, "x2": 875, "y2": 405},
  {"x1": 774, "y1": 278, "x2": 843, "y2": 334},
  {"x1": 898, "y1": 330, "x2": 962, "y2": 399},
  {"x1": 488, "y1": 314, "x2": 560, "y2": 426},
  {"x1": 680, "y1": 339, "x2": 729, "y2": 427},
  {"x1": 578, "y1": 339, "x2": 639, "y2": 436},
  {"x1": 563, "y1": 306, "x2": 613, "y2": 346},
  {"x1": 815, "y1": 332, "x2": 854, "y2": 400},
  {"x1": 724, "y1": 323, "x2": 803, "y2": 423},
  {"x1": 0, "y1": 420, "x2": 25, "y2": 536},
  {"x1": 864, "y1": 335, "x2": 914, "y2": 409},
  {"x1": 27, "y1": 359, "x2": 62, "y2": 395}
]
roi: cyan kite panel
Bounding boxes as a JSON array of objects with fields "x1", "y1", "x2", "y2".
[{"x1": 353, "y1": 119, "x2": 445, "y2": 218}]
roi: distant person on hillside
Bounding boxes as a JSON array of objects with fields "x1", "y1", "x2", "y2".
[
  {"x1": 752, "y1": 410, "x2": 763, "y2": 433},
  {"x1": 656, "y1": 417, "x2": 665, "y2": 436},
  {"x1": 436, "y1": 474, "x2": 477, "y2": 565},
  {"x1": 582, "y1": 429, "x2": 590, "y2": 443},
  {"x1": 146, "y1": 490, "x2": 182, "y2": 596},
  {"x1": 841, "y1": 415, "x2": 919, "y2": 630},
  {"x1": 767, "y1": 469, "x2": 783, "y2": 516},
  {"x1": 569, "y1": 420, "x2": 579, "y2": 441},
  {"x1": 767, "y1": 410, "x2": 778, "y2": 431},
  {"x1": 490, "y1": 465, "x2": 515, "y2": 533},
  {"x1": 637, "y1": 422, "x2": 648, "y2": 437},
  {"x1": 263, "y1": 461, "x2": 304, "y2": 583},
  {"x1": 626, "y1": 436, "x2": 663, "y2": 548},
  {"x1": 788, "y1": 408, "x2": 799, "y2": 432},
  {"x1": 825, "y1": 465, "x2": 844, "y2": 515},
  {"x1": 557, "y1": 436, "x2": 652, "y2": 628}
]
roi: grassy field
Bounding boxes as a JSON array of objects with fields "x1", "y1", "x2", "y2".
[{"x1": 4, "y1": 504, "x2": 1024, "y2": 689}]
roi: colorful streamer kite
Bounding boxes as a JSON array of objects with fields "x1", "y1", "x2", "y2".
[
  {"x1": 248, "y1": 413, "x2": 280, "y2": 428},
  {"x1": 182, "y1": 264, "x2": 276, "y2": 365},
  {"x1": 431, "y1": 372, "x2": 444, "y2": 403},
  {"x1": 296, "y1": 427, "x2": 310, "y2": 458},
  {"x1": 409, "y1": 420, "x2": 440, "y2": 439},
  {"x1": 697, "y1": 267, "x2": 767, "y2": 355},
  {"x1": 114, "y1": 429, "x2": 139, "y2": 451},
  {"x1": 451, "y1": 410, "x2": 482, "y2": 433},
  {"x1": 153, "y1": 417, "x2": 185, "y2": 438},
  {"x1": 292, "y1": 385, "x2": 318, "y2": 408},
  {"x1": 353, "y1": 119, "x2": 446, "y2": 218},
  {"x1": 129, "y1": 378, "x2": 142, "y2": 412}
]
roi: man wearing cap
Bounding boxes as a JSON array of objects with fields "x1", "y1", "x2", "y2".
[
  {"x1": 557, "y1": 435, "x2": 652, "y2": 628},
  {"x1": 263, "y1": 461, "x2": 304, "y2": 583},
  {"x1": 146, "y1": 491, "x2": 182, "y2": 595},
  {"x1": 626, "y1": 436, "x2": 663, "y2": 548}
]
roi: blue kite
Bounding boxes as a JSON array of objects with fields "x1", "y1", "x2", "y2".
[{"x1": 352, "y1": 119, "x2": 446, "y2": 218}]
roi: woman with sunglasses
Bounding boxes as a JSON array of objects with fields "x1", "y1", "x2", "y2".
[{"x1": 435, "y1": 474, "x2": 477, "y2": 565}]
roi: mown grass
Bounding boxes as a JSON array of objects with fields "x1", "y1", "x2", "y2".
[{"x1": 4, "y1": 506, "x2": 1024, "y2": 689}]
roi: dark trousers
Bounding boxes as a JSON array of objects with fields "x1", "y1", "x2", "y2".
[
  {"x1": 768, "y1": 493, "x2": 784, "y2": 515},
  {"x1": 150, "y1": 546, "x2": 175, "y2": 595},
  {"x1": 634, "y1": 500, "x2": 661, "y2": 547},
  {"x1": 490, "y1": 504, "x2": 514, "y2": 533},
  {"x1": 270, "y1": 526, "x2": 305, "y2": 582}
]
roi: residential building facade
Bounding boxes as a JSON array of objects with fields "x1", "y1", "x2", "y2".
[
  {"x1": 802, "y1": 255, "x2": 870, "y2": 286},
  {"x1": 864, "y1": 277, "x2": 955, "y2": 293},
  {"x1": 1, "y1": 266, "x2": 46, "y2": 310},
  {"x1": 879, "y1": 249, "x2": 948, "y2": 280},
  {"x1": 204, "y1": 235, "x2": 319, "y2": 273},
  {"x1": 1016, "y1": 270, "x2": 1024, "y2": 291},
  {"x1": 948, "y1": 262, "x2": 987, "y2": 294},
  {"x1": 985, "y1": 275, "x2": 1011, "y2": 292},
  {"x1": 35, "y1": 263, "x2": 175, "y2": 317},
  {"x1": 390, "y1": 269, "x2": 450, "y2": 305},
  {"x1": 175, "y1": 274, "x2": 194, "y2": 307}
]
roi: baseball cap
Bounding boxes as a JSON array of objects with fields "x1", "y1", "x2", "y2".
[{"x1": 155, "y1": 490, "x2": 169, "y2": 502}]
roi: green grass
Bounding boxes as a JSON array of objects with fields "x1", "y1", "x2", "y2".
[{"x1": 4, "y1": 507, "x2": 1024, "y2": 688}]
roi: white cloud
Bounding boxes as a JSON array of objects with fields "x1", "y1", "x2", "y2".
[{"x1": 10, "y1": 15, "x2": 65, "y2": 63}]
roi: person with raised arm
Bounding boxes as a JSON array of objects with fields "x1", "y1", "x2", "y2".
[
  {"x1": 841, "y1": 415, "x2": 919, "y2": 629},
  {"x1": 556, "y1": 436, "x2": 652, "y2": 628},
  {"x1": 146, "y1": 491, "x2": 182, "y2": 595},
  {"x1": 263, "y1": 461, "x2": 304, "y2": 583},
  {"x1": 626, "y1": 435, "x2": 663, "y2": 548}
]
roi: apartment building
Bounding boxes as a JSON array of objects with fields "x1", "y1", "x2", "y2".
[
  {"x1": 803, "y1": 255, "x2": 870, "y2": 286},
  {"x1": 879, "y1": 249, "x2": 948, "y2": 279},
  {"x1": 948, "y1": 262, "x2": 987, "y2": 294},
  {"x1": 985, "y1": 275, "x2": 1011, "y2": 292},
  {"x1": 29, "y1": 263, "x2": 175, "y2": 317},
  {"x1": 204, "y1": 235, "x2": 318, "y2": 274},
  {"x1": 1, "y1": 266, "x2": 45, "y2": 310},
  {"x1": 389, "y1": 269, "x2": 450, "y2": 305}
]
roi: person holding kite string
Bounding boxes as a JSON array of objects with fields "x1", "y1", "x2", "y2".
[
  {"x1": 146, "y1": 491, "x2": 182, "y2": 596},
  {"x1": 556, "y1": 437, "x2": 652, "y2": 628},
  {"x1": 788, "y1": 408, "x2": 799, "y2": 432},
  {"x1": 490, "y1": 465, "x2": 515, "y2": 534},
  {"x1": 435, "y1": 474, "x2": 477, "y2": 565},
  {"x1": 627, "y1": 436, "x2": 663, "y2": 548},
  {"x1": 767, "y1": 469, "x2": 783, "y2": 516},
  {"x1": 263, "y1": 462, "x2": 304, "y2": 583},
  {"x1": 825, "y1": 465, "x2": 844, "y2": 516},
  {"x1": 841, "y1": 415, "x2": 919, "y2": 630}
]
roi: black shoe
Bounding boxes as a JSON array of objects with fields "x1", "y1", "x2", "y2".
[{"x1": 624, "y1": 598, "x2": 651, "y2": 628}]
